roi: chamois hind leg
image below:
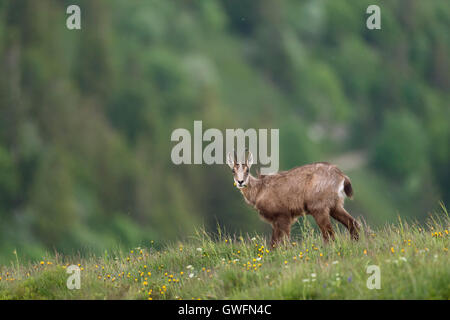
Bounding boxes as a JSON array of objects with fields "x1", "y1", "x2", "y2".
[
  {"x1": 330, "y1": 206, "x2": 360, "y2": 240},
  {"x1": 311, "y1": 209, "x2": 335, "y2": 243}
]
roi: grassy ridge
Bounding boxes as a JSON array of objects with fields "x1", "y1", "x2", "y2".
[{"x1": 0, "y1": 211, "x2": 448, "y2": 300}]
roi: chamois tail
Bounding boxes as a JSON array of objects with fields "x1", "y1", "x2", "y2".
[{"x1": 344, "y1": 176, "x2": 353, "y2": 199}]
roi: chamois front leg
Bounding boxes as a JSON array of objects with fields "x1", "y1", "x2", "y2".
[
  {"x1": 270, "y1": 217, "x2": 292, "y2": 248},
  {"x1": 270, "y1": 226, "x2": 281, "y2": 248}
]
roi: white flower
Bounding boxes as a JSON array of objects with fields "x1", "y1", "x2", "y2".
[
  {"x1": 251, "y1": 237, "x2": 256, "y2": 241},
  {"x1": 196, "y1": 248, "x2": 203, "y2": 252},
  {"x1": 186, "y1": 265, "x2": 193, "y2": 269},
  {"x1": 302, "y1": 279, "x2": 310, "y2": 282},
  {"x1": 311, "y1": 273, "x2": 316, "y2": 278},
  {"x1": 332, "y1": 261, "x2": 339, "y2": 265},
  {"x1": 189, "y1": 273, "x2": 194, "y2": 278},
  {"x1": 256, "y1": 257, "x2": 262, "y2": 261},
  {"x1": 399, "y1": 257, "x2": 407, "y2": 262}
]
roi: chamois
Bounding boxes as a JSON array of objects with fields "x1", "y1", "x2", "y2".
[{"x1": 226, "y1": 151, "x2": 360, "y2": 247}]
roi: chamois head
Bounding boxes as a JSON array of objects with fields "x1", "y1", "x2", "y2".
[{"x1": 226, "y1": 150, "x2": 253, "y2": 189}]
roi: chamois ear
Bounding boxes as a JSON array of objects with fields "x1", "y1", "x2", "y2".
[
  {"x1": 246, "y1": 151, "x2": 254, "y2": 168},
  {"x1": 226, "y1": 152, "x2": 235, "y2": 169}
]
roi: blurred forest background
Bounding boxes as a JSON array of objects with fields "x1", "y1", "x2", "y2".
[{"x1": 0, "y1": 0, "x2": 449, "y2": 263}]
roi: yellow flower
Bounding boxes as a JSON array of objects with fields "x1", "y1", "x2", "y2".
[
  {"x1": 363, "y1": 249, "x2": 367, "y2": 255},
  {"x1": 143, "y1": 281, "x2": 148, "y2": 286},
  {"x1": 40, "y1": 261, "x2": 44, "y2": 265},
  {"x1": 391, "y1": 247, "x2": 395, "y2": 253}
]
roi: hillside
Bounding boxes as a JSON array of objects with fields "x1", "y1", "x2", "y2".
[{"x1": 0, "y1": 210, "x2": 448, "y2": 299}]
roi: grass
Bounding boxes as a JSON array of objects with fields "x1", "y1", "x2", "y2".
[{"x1": 0, "y1": 209, "x2": 449, "y2": 300}]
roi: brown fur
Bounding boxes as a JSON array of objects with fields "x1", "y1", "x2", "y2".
[{"x1": 231, "y1": 161, "x2": 360, "y2": 247}]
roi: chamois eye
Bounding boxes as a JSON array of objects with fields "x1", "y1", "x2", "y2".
[{"x1": 231, "y1": 169, "x2": 235, "y2": 174}]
